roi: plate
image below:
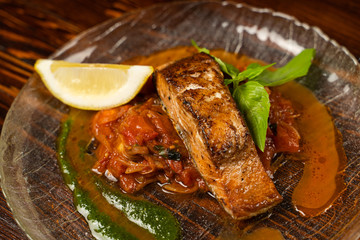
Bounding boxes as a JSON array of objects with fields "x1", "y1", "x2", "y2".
[{"x1": 1, "y1": 1, "x2": 359, "y2": 239}]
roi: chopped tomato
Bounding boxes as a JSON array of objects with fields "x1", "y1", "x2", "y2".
[
  {"x1": 92, "y1": 145, "x2": 110, "y2": 173},
  {"x1": 91, "y1": 97, "x2": 204, "y2": 194},
  {"x1": 120, "y1": 114, "x2": 158, "y2": 146},
  {"x1": 179, "y1": 167, "x2": 198, "y2": 187},
  {"x1": 107, "y1": 156, "x2": 127, "y2": 178},
  {"x1": 258, "y1": 128, "x2": 276, "y2": 172},
  {"x1": 166, "y1": 159, "x2": 183, "y2": 174},
  {"x1": 258, "y1": 89, "x2": 301, "y2": 175},
  {"x1": 93, "y1": 105, "x2": 130, "y2": 126},
  {"x1": 119, "y1": 174, "x2": 138, "y2": 193},
  {"x1": 274, "y1": 122, "x2": 300, "y2": 153}
]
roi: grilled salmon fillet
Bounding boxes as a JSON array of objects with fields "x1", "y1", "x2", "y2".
[{"x1": 155, "y1": 53, "x2": 282, "y2": 219}]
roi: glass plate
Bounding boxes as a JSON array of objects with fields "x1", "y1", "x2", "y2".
[{"x1": 1, "y1": 1, "x2": 359, "y2": 239}]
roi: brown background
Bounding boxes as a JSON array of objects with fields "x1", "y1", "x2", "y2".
[{"x1": 0, "y1": 0, "x2": 359, "y2": 239}]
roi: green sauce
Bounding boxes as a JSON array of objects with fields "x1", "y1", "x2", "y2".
[
  {"x1": 74, "y1": 187, "x2": 138, "y2": 240},
  {"x1": 57, "y1": 119, "x2": 76, "y2": 190},
  {"x1": 57, "y1": 116, "x2": 181, "y2": 240},
  {"x1": 95, "y1": 179, "x2": 180, "y2": 240}
]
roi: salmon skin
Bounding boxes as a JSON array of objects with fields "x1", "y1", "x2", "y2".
[{"x1": 155, "y1": 53, "x2": 282, "y2": 219}]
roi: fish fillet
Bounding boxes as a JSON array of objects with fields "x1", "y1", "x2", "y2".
[{"x1": 155, "y1": 53, "x2": 282, "y2": 219}]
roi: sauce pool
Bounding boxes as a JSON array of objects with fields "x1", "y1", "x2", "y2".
[
  {"x1": 276, "y1": 82, "x2": 346, "y2": 217},
  {"x1": 240, "y1": 227, "x2": 285, "y2": 240}
]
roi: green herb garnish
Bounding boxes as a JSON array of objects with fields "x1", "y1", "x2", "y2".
[
  {"x1": 155, "y1": 145, "x2": 182, "y2": 161},
  {"x1": 192, "y1": 40, "x2": 240, "y2": 79},
  {"x1": 167, "y1": 149, "x2": 181, "y2": 161},
  {"x1": 154, "y1": 145, "x2": 165, "y2": 151},
  {"x1": 192, "y1": 40, "x2": 315, "y2": 151},
  {"x1": 232, "y1": 81, "x2": 270, "y2": 151},
  {"x1": 253, "y1": 49, "x2": 315, "y2": 86}
]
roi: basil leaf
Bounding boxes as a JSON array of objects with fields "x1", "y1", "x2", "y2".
[
  {"x1": 232, "y1": 81, "x2": 270, "y2": 151},
  {"x1": 231, "y1": 63, "x2": 275, "y2": 86},
  {"x1": 191, "y1": 40, "x2": 240, "y2": 79},
  {"x1": 191, "y1": 40, "x2": 210, "y2": 55},
  {"x1": 253, "y1": 48, "x2": 315, "y2": 86},
  {"x1": 215, "y1": 58, "x2": 240, "y2": 79},
  {"x1": 246, "y1": 63, "x2": 262, "y2": 69},
  {"x1": 243, "y1": 63, "x2": 275, "y2": 79},
  {"x1": 224, "y1": 78, "x2": 233, "y2": 85}
]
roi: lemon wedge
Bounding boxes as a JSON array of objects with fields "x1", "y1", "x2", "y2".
[{"x1": 34, "y1": 59, "x2": 154, "y2": 110}]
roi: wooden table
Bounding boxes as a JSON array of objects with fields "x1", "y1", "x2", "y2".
[{"x1": 0, "y1": 0, "x2": 359, "y2": 239}]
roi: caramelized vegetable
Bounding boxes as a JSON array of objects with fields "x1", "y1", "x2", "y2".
[{"x1": 91, "y1": 97, "x2": 206, "y2": 193}]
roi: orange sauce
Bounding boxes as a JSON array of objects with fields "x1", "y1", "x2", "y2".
[
  {"x1": 276, "y1": 82, "x2": 346, "y2": 217},
  {"x1": 240, "y1": 227, "x2": 285, "y2": 240}
]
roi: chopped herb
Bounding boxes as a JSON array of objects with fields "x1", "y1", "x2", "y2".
[
  {"x1": 252, "y1": 49, "x2": 315, "y2": 86},
  {"x1": 154, "y1": 145, "x2": 165, "y2": 151},
  {"x1": 167, "y1": 149, "x2": 181, "y2": 161},
  {"x1": 157, "y1": 146, "x2": 168, "y2": 157},
  {"x1": 155, "y1": 145, "x2": 181, "y2": 161},
  {"x1": 226, "y1": 63, "x2": 275, "y2": 87}
]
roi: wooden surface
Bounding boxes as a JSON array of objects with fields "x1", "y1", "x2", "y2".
[{"x1": 0, "y1": 0, "x2": 359, "y2": 239}]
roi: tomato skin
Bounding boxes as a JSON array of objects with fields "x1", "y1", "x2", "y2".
[
  {"x1": 92, "y1": 145, "x2": 110, "y2": 173},
  {"x1": 274, "y1": 122, "x2": 300, "y2": 153},
  {"x1": 93, "y1": 105, "x2": 131, "y2": 126},
  {"x1": 119, "y1": 174, "x2": 138, "y2": 193},
  {"x1": 268, "y1": 89, "x2": 300, "y2": 154},
  {"x1": 107, "y1": 156, "x2": 127, "y2": 178},
  {"x1": 166, "y1": 159, "x2": 183, "y2": 174},
  {"x1": 92, "y1": 105, "x2": 131, "y2": 149},
  {"x1": 258, "y1": 128, "x2": 276, "y2": 173},
  {"x1": 120, "y1": 114, "x2": 158, "y2": 146},
  {"x1": 179, "y1": 167, "x2": 199, "y2": 187}
]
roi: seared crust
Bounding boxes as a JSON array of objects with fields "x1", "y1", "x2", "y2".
[{"x1": 155, "y1": 53, "x2": 282, "y2": 219}]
